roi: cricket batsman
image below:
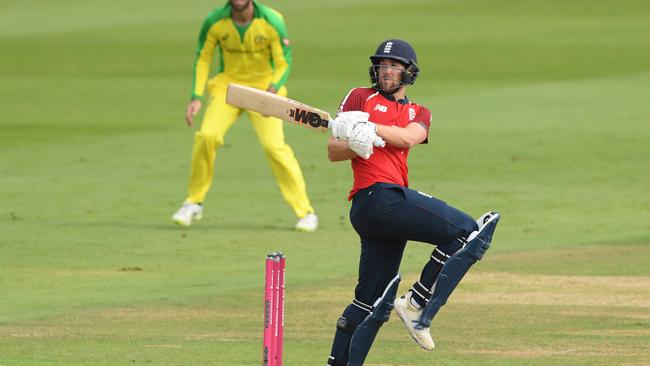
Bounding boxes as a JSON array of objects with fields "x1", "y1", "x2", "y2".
[
  {"x1": 172, "y1": 0, "x2": 318, "y2": 232},
  {"x1": 325, "y1": 39, "x2": 501, "y2": 365}
]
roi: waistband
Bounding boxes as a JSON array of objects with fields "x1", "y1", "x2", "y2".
[{"x1": 352, "y1": 182, "x2": 404, "y2": 200}]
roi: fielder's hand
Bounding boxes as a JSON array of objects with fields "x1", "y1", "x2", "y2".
[
  {"x1": 348, "y1": 122, "x2": 379, "y2": 159},
  {"x1": 332, "y1": 111, "x2": 370, "y2": 141},
  {"x1": 185, "y1": 99, "x2": 202, "y2": 127}
]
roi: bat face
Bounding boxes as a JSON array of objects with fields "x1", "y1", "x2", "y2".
[
  {"x1": 226, "y1": 83, "x2": 331, "y2": 132},
  {"x1": 226, "y1": 83, "x2": 386, "y2": 147},
  {"x1": 288, "y1": 108, "x2": 330, "y2": 129}
]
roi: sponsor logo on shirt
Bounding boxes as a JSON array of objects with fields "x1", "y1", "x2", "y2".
[
  {"x1": 223, "y1": 47, "x2": 263, "y2": 54},
  {"x1": 374, "y1": 104, "x2": 388, "y2": 112},
  {"x1": 255, "y1": 35, "x2": 268, "y2": 44}
]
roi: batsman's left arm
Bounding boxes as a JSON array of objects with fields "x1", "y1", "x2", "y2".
[
  {"x1": 375, "y1": 122, "x2": 428, "y2": 149},
  {"x1": 375, "y1": 106, "x2": 431, "y2": 148}
]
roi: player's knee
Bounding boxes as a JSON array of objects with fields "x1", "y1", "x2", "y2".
[
  {"x1": 337, "y1": 301, "x2": 372, "y2": 335},
  {"x1": 260, "y1": 140, "x2": 288, "y2": 155},
  {"x1": 459, "y1": 213, "x2": 479, "y2": 236},
  {"x1": 194, "y1": 131, "x2": 224, "y2": 149},
  {"x1": 444, "y1": 214, "x2": 478, "y2": 247},
  {"x1": 328, "y1": 302, "x2": 371, "y2": 365}
]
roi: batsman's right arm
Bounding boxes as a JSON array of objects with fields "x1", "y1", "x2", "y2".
[{"x1": 327, "y1": 137, "x2": 359, "y2": 162}]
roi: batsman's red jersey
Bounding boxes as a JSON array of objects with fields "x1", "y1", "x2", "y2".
[{"x1": 337, "y1": 87, "x2": 431, "y2": 200}]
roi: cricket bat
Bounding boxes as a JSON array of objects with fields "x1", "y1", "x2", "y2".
[{"x1": 226, "y1": 83, "x2": 385, "y2": 147}]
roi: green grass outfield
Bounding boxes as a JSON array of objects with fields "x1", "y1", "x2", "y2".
[{"x1": 1, "y1": 0, "x2": 649, "y2": 365}]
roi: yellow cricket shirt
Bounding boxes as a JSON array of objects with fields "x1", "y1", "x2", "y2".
[{"x1": 190, "y1": 1, "x2": 292, "y2": 99}]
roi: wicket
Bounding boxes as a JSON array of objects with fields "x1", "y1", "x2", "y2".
[{"x1": 263, "y1": 252, "x2": 285, "y2": 366}]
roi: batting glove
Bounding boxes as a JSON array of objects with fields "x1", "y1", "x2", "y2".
[
  {"x1": 332, "y1": 111, "x2": 370, "y2": 141},
  {"x1": 348, "y1": 122, "x2": 378, "y2": 159}
]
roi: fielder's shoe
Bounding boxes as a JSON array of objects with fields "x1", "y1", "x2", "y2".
[
  {"x1": 172, "y1": 202, "x2": 203, "y2": 227},
  {"x1": 394, "y1": 292, "x2": 435, "y2": 351},
  {"x1": 295, "y1": 213, "x2": 318, "y2": 232}
]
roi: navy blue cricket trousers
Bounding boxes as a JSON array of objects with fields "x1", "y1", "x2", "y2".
[{"x1": 349, "y1": 182, "x2": 478, "y2": 305}]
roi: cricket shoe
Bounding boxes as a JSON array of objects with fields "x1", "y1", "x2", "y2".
[
  {"x1": 394, "y1": 292, "x2": 435, "y2": 351},
  {"x1": 295, "y1": 213, "x2": 318, "y2": 232},
  {"x1": 172, "y1": 202, "x2": 203, "y2": 227}
]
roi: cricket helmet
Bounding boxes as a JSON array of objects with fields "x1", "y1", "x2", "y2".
[{"x1": 369, "y1": 39, "x2": 420, "y2": 87}]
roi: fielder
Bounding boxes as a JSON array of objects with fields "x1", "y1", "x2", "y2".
[
  {"x1": 325, "y1": 39, "x2": 501, "y2": 365},
  {"x1": 172, "y1": 0, "x2": 318, "y2": 232}
]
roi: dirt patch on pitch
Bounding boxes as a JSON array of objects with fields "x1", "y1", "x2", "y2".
[
  {"x1": 463, "y1": 347, "x2": 577, "y2": 357},
  {"x1": 0, "y1": 304, "x2": 251, "y2": 340},
  {"x1": 305, "y1": 270, "x2": 650, "y2": 308},
  {"x1": 562, "y1": 328, "x2": 650, "y2": 336},
  {"x1": 91, "y1": 306, "x2": 225, "y2": 321},
  {"x1": 454, "y1": 271, "x2": 650, "y2": 307},
  {"x1": 559, "y1": 309, "x2": 650, "y2": 320},
  {"x1": 0, "y1": 325, "x2": 67, "y2": 339},
  {"x1": 462, "y1": 346, "x2": 648, "y2": 358},
  {"x1": 143, "y1": 344, "x2": 182, "y2": 348}
]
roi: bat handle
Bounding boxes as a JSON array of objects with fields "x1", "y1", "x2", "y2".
[{"x1": 327, "y1": 120, "x2": 386, "y2": 148}]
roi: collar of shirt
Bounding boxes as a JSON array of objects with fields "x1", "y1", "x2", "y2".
[{"x1": 376, "y1": 89, "x2": 410, "y2": 104}]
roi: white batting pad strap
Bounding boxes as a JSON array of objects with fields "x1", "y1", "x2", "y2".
[
  {"x1": 435, "y1": 248, "x2": 450, "y2": 259},
  {"x1": 411, "y1": 280, "x2": 433, "y2": 304},
  {"x1": 411, "y1": 287, "x2": 427, "y2": 301},
  {"x1": 352, "y1": 298, "x2": 373, "y2": 313},
  {"x1": 430, "y1": 248, "x2": 449, "y2": 264},
  {"x1": 414, "y1": 281, "x2": 433, "y2": 295}
]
